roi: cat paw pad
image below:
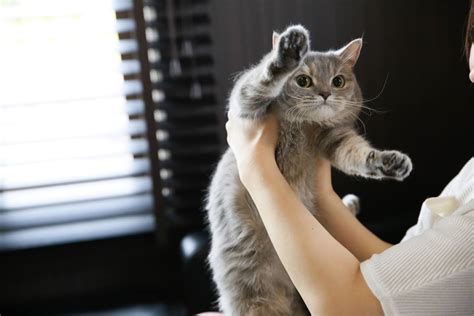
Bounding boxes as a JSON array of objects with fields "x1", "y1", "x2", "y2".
[
  {"x1": 367, "y1": 150, "x2": 412, "y2": 181},
  {"x1": 277, "y1": 25, "x2": 309, "y2": 66}
]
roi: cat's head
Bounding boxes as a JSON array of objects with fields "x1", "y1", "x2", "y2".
[{"x1": 278, "y1": 39, "x2": 363, "y2": 127}]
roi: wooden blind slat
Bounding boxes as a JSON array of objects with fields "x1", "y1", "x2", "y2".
[
  {"x1": 1, "y1": 157, "x2": 151, "y2": 192},
  {"x1": 0, "y1": 214, "x2": 155, "y2": 251},
  {"x1": 0, "y1": 194, "x2": 153, "y2": 232},
  {"x1": 1, "y1": 176, "x2": 152, "y2": 211},
  {"x1": 0, "y1": 138, "x2": 148, "y2": 166}
]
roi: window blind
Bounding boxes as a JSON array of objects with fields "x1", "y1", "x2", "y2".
[
  {"x1": 0, "y1": 0, "x2": 158, "y2": 251},
  {"x1": 142, "y1": 0, "x2": 223, "y2": 228}
]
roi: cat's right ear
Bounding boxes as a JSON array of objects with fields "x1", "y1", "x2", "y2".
[
  {"x1": 336, "y1": 38, "x2": 363, "y2": 67},
  {"x1": 272, "y1": 31, "x2": 280, "y2": 50}
]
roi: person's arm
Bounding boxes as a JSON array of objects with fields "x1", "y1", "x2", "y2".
[
  {"x1": 226, "y1": 112, "x2": 383, "y2": 316},
  {"x1": 312, "y1": 158, "x2": 392, "y2": 262}
]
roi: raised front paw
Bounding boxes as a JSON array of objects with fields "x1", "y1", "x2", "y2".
[
  {"x1": 366, "y1": 150, "x2": 413, "y2": 181},
  {"x1": 276, "y1": 25, "x2": 309, "y2": 69}
]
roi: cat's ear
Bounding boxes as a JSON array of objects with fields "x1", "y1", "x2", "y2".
[
  {"x1": 336, "y1": 38, "x2": 363, "y2": 67},
  {"x1": 272, "y1": 31, "x2": 280, "y2": 50}
]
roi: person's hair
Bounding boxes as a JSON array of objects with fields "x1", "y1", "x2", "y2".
[{"x1": 466, "y1": 1, "x2": 473, "y2": 61}]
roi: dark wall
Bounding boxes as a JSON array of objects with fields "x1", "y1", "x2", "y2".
[
  {"x1": 0, "y1": 234, "x2": 183, "y2": 313},
  {"x1": 209, "y1": 0, "x2": 473, "y2": 242}
]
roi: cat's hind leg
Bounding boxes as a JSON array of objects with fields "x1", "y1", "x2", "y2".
[
  {"x1": 212, "y1": 242, "x2": 300, "y2": 316},
  {"x1": 342, "y1": 194, "x2": 360, "y2": 216},
  {"x1": 232, "y1": 288, "x2": 309, "y2": 316},
  {"x1": 218, "y1": 278, "x2": 298, "y2": 316}
]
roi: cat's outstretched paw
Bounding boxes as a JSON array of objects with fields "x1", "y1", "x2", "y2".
[
  {"x1": 276, "y1": 25, "x2": 309, "y2": 69},
  {"x1": 366, "y1": 150, "x2": 412, "y2": 181}
]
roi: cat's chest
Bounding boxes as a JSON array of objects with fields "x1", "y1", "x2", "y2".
[
  {"x1": 276, "y1": 125, "x2": 318, "y2": 185},
  {"x1": 274, "y1": 127, "x2": 317, "y2": 214}
]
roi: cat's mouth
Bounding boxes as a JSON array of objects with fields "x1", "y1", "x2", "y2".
[
  {"x1": 285, "y1": 102, "x2": 339, "y2": 124},
  {"x1": 314, "y1": 100, "x2": 333, "y2": 107}
]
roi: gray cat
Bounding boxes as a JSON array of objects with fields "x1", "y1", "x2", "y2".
[{"x1": 206, "y1": 25, "x2": 412, "y2": 316}]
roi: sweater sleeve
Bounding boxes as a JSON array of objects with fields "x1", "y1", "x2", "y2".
[{"x1": 360, "y1": 211, "x2": 474, "y2": 316}]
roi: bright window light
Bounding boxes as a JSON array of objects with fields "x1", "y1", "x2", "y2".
[{"x1": 0, "y1": 0, "x2": 155, "y2": 250}]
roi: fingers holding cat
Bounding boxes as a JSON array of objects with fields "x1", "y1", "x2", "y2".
[
  {"x1": 226, "y1": 109, "x2": 280, "y2": 156},
  {"x1": 226, "y1": 110, "x2": 280, "y2": 181}
]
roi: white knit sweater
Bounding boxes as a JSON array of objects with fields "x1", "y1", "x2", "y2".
[{"x1": 361, "y1": 158, "x2": 474, "y2": 316}]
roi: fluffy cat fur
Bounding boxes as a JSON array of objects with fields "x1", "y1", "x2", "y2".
[{"x1": 206, "y1": 25, "x2": 412, "y2": 316}]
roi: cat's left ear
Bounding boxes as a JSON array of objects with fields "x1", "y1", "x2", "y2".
[
  {"x1": 272, "y1": 31, "x2": 280, "y2": 50},
  {"x1": 336, "y1": 38, "x2": 363, "y2": 67}
]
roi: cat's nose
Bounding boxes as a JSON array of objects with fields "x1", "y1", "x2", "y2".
[{"x1": 319, "y1": 92, "x2": 331, "y2": 100}]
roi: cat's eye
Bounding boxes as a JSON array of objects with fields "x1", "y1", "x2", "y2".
[
  {"x1": 332, "y1": 75, "x2": 345, "y2": 88},
  {"x1": 295, "y1": 75, "x2": 312, "y2": 88}
]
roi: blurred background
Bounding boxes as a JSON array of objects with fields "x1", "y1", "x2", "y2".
[{"x1": 0, "y1": 0, "x2": 472, "y2": 315}]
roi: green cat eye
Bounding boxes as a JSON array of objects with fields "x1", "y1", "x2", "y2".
[
  {"x1": 295, "y1": 75, "x2": 312, "y2": 88},
  {"x1": 332, "y1": 75, "x2": 345, "y2": 88}
]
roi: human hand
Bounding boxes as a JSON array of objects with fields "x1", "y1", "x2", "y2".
[{"x1": 225, "y1": 109, "x2": 279, "y2": 182}]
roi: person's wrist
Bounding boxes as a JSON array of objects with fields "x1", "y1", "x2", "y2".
[
  {"x1": 312, "y1": 156, "x2": 335, "y2": 195},
  {"x1": 314, "y1": 183, "x2": 336, "y2": 197},
  {"x1": 237, "y1": 147, "x2": 277, "y2": 187},
  {"x1": 313, "y1": 188, "x2": 338, "y2": 207}
]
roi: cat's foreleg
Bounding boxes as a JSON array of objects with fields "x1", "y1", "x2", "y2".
[
  {"x1": 318, "y1": 129, "x2": 412, "y2": 181},
  {"x1": 230, "y1": 25, "x2": 310, "y2": 118}
]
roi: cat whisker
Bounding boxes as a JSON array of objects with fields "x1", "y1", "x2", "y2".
[
  {"x1": 333, "y1": 102, "x2": 374, "y2": 116},
  {"x1": 285, "y1": 96, "x2": 315, "y2": 103},
  {"x1": 285, "y1": 104, "x2": 314, "y2": 131},
  {"x1": 360, "y1": 74, "x2": 389, "y2": 104},
  {"x1": 295, "y1": 107, "x2": 309, "y2": 128},
  {"x1": 285, "y1": 106, "x2": 303, "y2": 130},
  {"x1": 331, "y1": 98, "x2": 386, "y2": 114},
  {"x1": 347, "y1": 111, "x2": 367, "y2": 136},
  {"x1": 330, "y1": 75, "x2": 390, "y2": 114}
]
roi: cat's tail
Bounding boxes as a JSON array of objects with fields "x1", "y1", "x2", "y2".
[{"x1": 342, "y1": 194, "x2": 360, "y2": 216}]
